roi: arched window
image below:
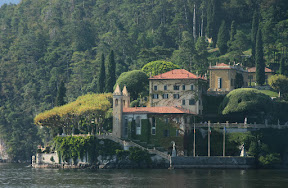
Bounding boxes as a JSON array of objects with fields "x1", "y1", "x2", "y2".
[{"x1": 115, "y1": 99, "x2": 118, "y2": 106}]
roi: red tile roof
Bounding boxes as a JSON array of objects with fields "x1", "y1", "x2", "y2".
[
  {"x1": 247, "y1": 67, "x2": 274, "y2": 73},
  {"x1": 149, "y1": 69, "x2": 206, "y2": 80},
  {"x1": 216, "y1": 63, "x2": 229, "y2": 67},
  {"x1": 123, "y1": 106, "x2": 196, "y2": 115},
  {"x1": 209, "y1": 63, "x2": 233, "y2": 70}
]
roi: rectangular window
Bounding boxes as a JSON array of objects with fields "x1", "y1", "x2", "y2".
[
  {"x1": 173, "y1": 94, "x2": 180, "y2": 99},
  {"x1": 136, "y1": 116, "x2": 141, "y2": 135},
  {"x1": 164, "y1": 130, "x2": 170, "y2": 137},
  {"x1": 174, "y1": 85, "x2": 180, "y2": 90},
  {"x1": 154, "y1": 85, "x2": 158, "y2": 91},
  {"x1": 218, "y1": 78, "x2": 222, "y2": 89},
  {"x1": 151, "y1": 117, "x2": 156, "y2": 135},
  {"x1": 176, "y1": 118, "x2": 180, "y2": 123},
  {"x1": 191, "y1": 85, "x2": 194, "y2": 90},
  {"x1": 162, "y1": 94, "x2": 169, "y2": 99},
  {"x1": 231, "y1": 79, "x2": 234, "y2": 86},
  {"x1": 182, "y1": 85, "x2": 186, "y2": 90},
  {"x1": 152, "y1": 94, "x2": 159, "y2": 99},
  {"x1": 164, "y1": 85, "x2": 167, "y2": 90},
  {"x1": 165, "y1": 118, "x2": 169, "y2": 124},
  {"x1": 182, "y1": 100, "x2": 185, "y2": 105},
  {"x1": 189, "y1": 99, "x2": 196, "y2": 105}
]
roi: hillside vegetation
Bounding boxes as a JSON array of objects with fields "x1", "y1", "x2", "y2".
[{"x1": 0, "y1": 0, "x2": 288, "y2": 160}]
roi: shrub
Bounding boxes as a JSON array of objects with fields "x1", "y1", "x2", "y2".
[
  {"x1": 128, "y1": 147, "x2": 151, "y2": 165},
  {"x1": 259, "y1": 153, "x2": 281, "y2": 166}
]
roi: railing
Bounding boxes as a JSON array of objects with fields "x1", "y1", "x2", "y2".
[
  {"x1": 192, "y1": 123, "x2": 288, "y2": 129},
  {"x1": 95, "y1": 134, "x2": 170, "y2": 160}
]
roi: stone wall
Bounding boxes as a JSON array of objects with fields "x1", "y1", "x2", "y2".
[
  {"x1": 36, "y1": 152, "x2": 59, "y2": 164},
  {"x1": 171, "y1": 156, "x2": 255, "y2": 169}
]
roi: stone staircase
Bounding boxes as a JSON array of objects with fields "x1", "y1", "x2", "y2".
[{"x1": 96, "y1": 134, "x2": 170, "y2": 161}]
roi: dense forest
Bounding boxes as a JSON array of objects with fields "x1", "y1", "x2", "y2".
[{"x1": 0, "y1": 0, "x2": 288, "y2": 161}]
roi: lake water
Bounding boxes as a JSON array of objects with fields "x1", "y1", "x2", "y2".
[{"x1": 1, "y1": 163, "x2": 288, "y2": 187}]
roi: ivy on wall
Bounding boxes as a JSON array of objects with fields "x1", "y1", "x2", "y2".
[{"x1": 53, "y1": 136, "x2": 122, "y2": 164}]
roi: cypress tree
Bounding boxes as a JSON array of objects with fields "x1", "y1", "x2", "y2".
[
  {"x1": 217, "y1": 20, "x2": 229, "y2": 55},
  {"x1": 255, "y1": 28, "x2": 265, "y2": 86},
  {"x1": 279, "y1": 56, "x2": 285, "y2": 75},
  {"x1": 98, "y1": 53, "x2": 106, "y2": 93},
  {"x1": 56, "y1": 81, "x2": 66, "y2": 106},
  {"x1": 230, "y1": 20, "x2": 236, "y2": 43},
  {"x1": 251, "y1": 11, "x2": 259, "y2": 64},
  {"x1": 106, "y1": 50, "x2": 116, "y2": 93},
  {"x1": 206, "y1": 0, "x2": 220, "y2": 47}
]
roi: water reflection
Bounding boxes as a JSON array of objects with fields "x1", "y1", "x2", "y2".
[{"x1": 1, "y1": 163, "x2": 288, "y2": 187}]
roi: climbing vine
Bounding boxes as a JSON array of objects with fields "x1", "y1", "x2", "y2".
[{"x1": 53, "y1": 136, "x2": 121, "y2": 164}]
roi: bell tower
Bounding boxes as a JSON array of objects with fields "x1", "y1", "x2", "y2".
[
  {"x1": 122, "y1": 85, "x2": 130, "y2": 108},
  {"x1": 112, "y1": 84, "x2": 123, "y2": 138}
]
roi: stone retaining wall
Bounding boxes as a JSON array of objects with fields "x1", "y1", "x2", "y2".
[{"x1": 171, "y1": 156, "x2": 255, "y2": 169}]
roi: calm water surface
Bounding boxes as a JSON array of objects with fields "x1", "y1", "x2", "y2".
[{"x1": 0, "y1": 163, "x2": 288, "y2": 187}]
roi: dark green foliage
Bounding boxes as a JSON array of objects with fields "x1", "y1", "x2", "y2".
[
  {"x1": 115, "y1": 70, "x2": 148, "y2": 100},
  {"x1": 115, "y1": 149, "x2": 129, "y2": 160},
  {"x1": 206, "y1": 0, "x2": 221, "y2": 46},
  {"x1": 172, "y1": 31, "x2": 196, "y2": 71},
  {"x1": 235, "y1": 73, "x2": 244, "y2": 88},
  {"x1": 106, "y1": 50, "x2": 116, "y2": 93},
  {"x1": 0, "y1": 0, "x2": 287, "y2": 161},
  {"x1": 230, "y1": 20, "x2": 236, "y2": 43},
  {"x1": 279, "y1": 56, "x2": 285, "y2": 75},
  {"x1": 202, "y1": 95, "x2": 225, "y2": 115},
  {"x1": 217, "y1": 20, "x2": 229, "y2": 55},
  {"x1": 230, "y1": 31, "x2": 249, "y2": 55},
  {"x1": 251, "y1": 11, "x2": 259, "y2": 63},
  {"x1": 255, "y1": 28, "x2": 265, "y2": 85},
  {"x1": 98, "y1": 53, "x2": 106, "y2": 93},
  {"x1": 141, "y1": 60, "x2": 179, "y2": 77},
  {"x1": 128, "y1": 147, "x2": 151, "y2": 165},
  {"x1": 53, "y1": 136, "x2": 121, "y2": 164},
  {"x1": 219, "y1": 88, "x2": 273, "y2": 122},
  {"x1": 55, "y1": 81, "x2": 66, "y2": 106}
]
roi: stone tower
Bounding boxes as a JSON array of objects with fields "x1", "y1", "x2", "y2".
[
  {"x1": 112, "y1": 84, "x2": 123, "y2": 138},
  {"x1": 122, "y1": 85, "x2": 130, "y2": 108}
]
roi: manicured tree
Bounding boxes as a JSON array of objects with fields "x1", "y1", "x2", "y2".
[
  {"x1": 56, "y1": 81, "x2": 66, "y2": 106},
  {"x1": 106, "y1": 50, "x2": 116, "y2": 93},
  {"x1": 114, "y1": 70, "x2": 149, "y2": 100},
  {"x1": 98, "y1": 53, "x2": 106, "y2": 93},
  {"x1": 219, "y1": 88, "x2": 273, "y2": 122},
  {"x1": 217, "y1": 20, "x2": 229, "y2": 55},
  {"x1": 251, "y1": 11, "x2": 259, "y2": 64},
  {"x1": 141, "y1": 60, "x2": 180, "y2": 77},
  {"x1": 255, "y1": 28, "x2": 265, "y2": 86}
]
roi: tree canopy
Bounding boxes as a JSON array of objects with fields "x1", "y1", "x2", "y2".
[
  {"x1": 0, "y1": 0, "x2": 288, "y2": 160},
  {"x1": 34, "y1": 93, "x2": 112, "y2": 134},
  {"x1": 114, "y1": 70, "x2": 148, "y2": 100},
  {"x1": 141, "y1": 60, "x2": 179, "y2": 77},
  {"x1": 268, "y1": 75, "x2": 288, "y2": 98},
  {"x1": 219, "y1": 88, "x2": 273, "y2": 120}
]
